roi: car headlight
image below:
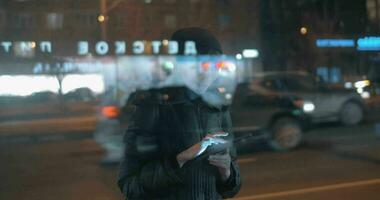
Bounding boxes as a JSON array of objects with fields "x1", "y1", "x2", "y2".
[
  {"x1": 360, "y1": 91, "x2": 370, "y2": 99},
  {"x1": 302, "y1": 101, "x2": 315, "y2": 113},
  {"x1": 294, "y1": 100, "x2": 315, "y2": 113},
  {"x1": 354, "y1": 80, "x2": 370, "y2": 88}
]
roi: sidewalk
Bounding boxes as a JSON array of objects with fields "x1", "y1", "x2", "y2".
[{"x1": 0, "y1": 115, "x2": 97, "y2": 137}]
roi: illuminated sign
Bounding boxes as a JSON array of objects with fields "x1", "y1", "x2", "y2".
[
  {"x1": 0, "y1": 40, "x2": 198, "y2": 56},
  {"x1": 316, "y1": 39, "x2": 355, "y2": 47},
  {"x1": 357, "y1": 37, "x2": 380, "y2": 51},
  {"x1": 242, "y1": 49, "x2": 259, "y2": 58}
]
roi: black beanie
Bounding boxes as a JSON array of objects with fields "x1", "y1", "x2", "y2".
[{"x1": 170, "y1": 27, "x2": 223, "y2": 55}]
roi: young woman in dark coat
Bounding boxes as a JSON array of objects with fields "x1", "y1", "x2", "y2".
[{"x1": 117, "y1": 28, "x2": 241, "y2": 200}]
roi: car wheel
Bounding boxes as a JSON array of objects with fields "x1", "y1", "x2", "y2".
[
  {"x1": 340, "y1": 101, "x2": 363, "y2": 126},
  {"x1": 268, "y1": 117, "x2": 303, "y2": 151}
]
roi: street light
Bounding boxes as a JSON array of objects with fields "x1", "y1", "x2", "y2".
[
  {"x1": 98, "y1": 15, "x2": 106, "y2": 23},
  {"x1": 300, "y1": 27, "x2": 308, "y2": 35}
]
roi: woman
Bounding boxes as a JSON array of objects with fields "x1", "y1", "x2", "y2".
[{"x1": 117, "y1": 28, "x2": 241, "y2": 200}]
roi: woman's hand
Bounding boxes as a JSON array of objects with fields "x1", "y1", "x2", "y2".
[
  {"x1": 176, "y1": 142, "x2": 201, "y2": 167},
  {"x1": 208, "y1": 151, "x2": 231, "y2": 182},
  {"x1": 176, "y1": 132, "x2": 228, "y2": 168}
]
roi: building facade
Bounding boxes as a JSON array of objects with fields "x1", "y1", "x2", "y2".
[{"x1": 0, "y1": 0, "x2": 261, "y2": 57}]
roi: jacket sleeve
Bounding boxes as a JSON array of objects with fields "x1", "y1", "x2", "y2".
[
  {"x1": 216, "y1": 109, "x2": 242, "y2": 198},
  {"x1": 117, "y1": 103, "x2": 184, "y2": 200}
]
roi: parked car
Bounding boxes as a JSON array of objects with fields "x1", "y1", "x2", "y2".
[
  {"x1": 94, "y1": 83, "x2": 312, "y2": 163},
  {"x1": 251, "y1": 72, "x2": 365, "y2": 126}
]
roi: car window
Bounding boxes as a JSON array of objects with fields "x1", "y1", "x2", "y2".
[
  {"x1": 281, "y1": 76, "x2": 317, "y2": 92},
  {"x1": 261, "y1": 78, "x2": 286, "y2": 91}
]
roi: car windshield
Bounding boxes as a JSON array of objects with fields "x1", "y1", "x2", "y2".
[{"x1": 1, "y1": 1, "x2": 379, "y2": 200}]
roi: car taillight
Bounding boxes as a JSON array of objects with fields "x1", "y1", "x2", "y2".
[{"x1": 101, "y1": 106, "x2": 120, "y2": 119}]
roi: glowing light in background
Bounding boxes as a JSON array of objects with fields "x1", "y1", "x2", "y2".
[
  {"x1": 357, "y1": 36, "x2": 380, "y2": 51},
  {"x1": 235, "y1": 53, "x2": 242, "y2": 60},
  {"x1": 216, "y1": 61, "x2": 236, "y2": 76},
  {"x1": 316, "y1": 39, "x2": 355, "y2": 48},
  {"x1": 0, "y1": 74, "x2": 104, "y2": 96},
  {"x1": 98, "y1": 15, "x2": 106, "y2": 22},
  {"x1": 344, "y1": 82, "x2": 353, "y2": 89},
  {"x1": 242, "y1": 49, "x2": 259, "y2": 58},
  {"x1": 300, "y1": 27, "x2": 308, "y2": 35},
  {"x1": 0, "y1": 75, "x2": 59, "y2": 96},
  {"x1": 162, "y1": 39, "x2": 169, "y2": 46},
  {"x1": 357, "y1": 87, "x2": 364, "y2": 94},
  {"x1": 354, "y1": 80, "x2": 370, "y2": 88},
  {"x1": 303, "y1": 101, "x2": 315, "y2": 113},
  {"x1": 30, "y1": 41, "x2": 36, "y2": 48},
  {"x1": 361, "y1": 91, "x2": 370, "y2": 99},
  {"x1": 62, "y1": 74, "x2": 104, "y2": 94},
  {"x1": 201, "y1": 62, "x2": 212, "y2": 71},
  {"x1": 101, "y1": 106, "x2": 120, "y2": 119}
]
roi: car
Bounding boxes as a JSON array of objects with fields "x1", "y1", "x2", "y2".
[
  {"x1": 94, "y1": 83, "x2": 312, "y2": 163},
  {"x1": 251, "y1": 71, "x2": 365, "y2": 126},
  {"x1": 230, "y1": 82, "x2": 311, "y2": 151}
]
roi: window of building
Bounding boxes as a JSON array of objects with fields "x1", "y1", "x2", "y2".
[
  {"x1": 74, "y1": 12, "x2": 98, "y2": 27},
  {"x1": 46, "y1": 13, "x2": 64, "y2": 30},
  {"x1": 0, "y1": 11, "x2": 5, "y2": 27},
  {"x1": 218, "y1": 14, "x2": 231, "y2": 30},
  {"x1": 113, "y1": 13, "x2": 127, "y2": 29},
  {"x1": 366, "y1": 0, "x2": 380, "y2": 22},
  {"x1": 12, "y1": 13, "x2": 34, "y2": 29},
  {"x1": 164, "y1": 14, "x2": 176, "y2": 29}
]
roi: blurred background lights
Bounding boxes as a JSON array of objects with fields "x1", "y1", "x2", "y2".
[
  {"x1": 98, "y1": 15, "x2": 106, "y2": 22},
  {"x1": 357, "y1": 87, "x2": 364, "y2": 94},
  {"x1": 162, "y1": 39, "x2": 169, "y2": 46},
  {"x1": 303, "y1": 101, "x2": 315, "y2": 113},
  {"x1": 344, "y1": 82, "x2": 353, "y2": 89},
  {"x1": 361, "y1": 91, "x2": 370, "y2": 99},
  {"x1": 354, "y1": 80, "x2": 370, "y2": 88},
  {"x1": 218, "y1": 87, "x2": 226, "y2": 93},
  {"x1": 162, "y1": 61, "x2": 174, "y2": 71},
  {"x1": 0, "y1": 75, "x2": 59, "y2": 96},
  {"x1": 62, "y1": 74, "x2": 104, "y2": 94},
  {"x1": 0, "y1": 74, "x2": 104, "y2": 96},
  {"x1": 300, "y1": 26, "x2": 308, "y2": 35},
  {"x1": 235, "y1": 53, "x2": 242, "y2": 60},
  {"x1": 242, "y1": 49, "x2": 259, "y2": 58},
  {"x1": 201, "y1": 62, "x2": 212, "y2": 71},
  {"x1": 30, "y1": 41, "x2": 36, "y2": 48}
]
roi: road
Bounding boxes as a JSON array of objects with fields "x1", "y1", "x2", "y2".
[{"x1": 1, "y1": 122, "x2": 380, "y2": 200}]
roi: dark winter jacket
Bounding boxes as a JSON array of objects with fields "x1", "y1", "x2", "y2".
[{"x1": 117, "y1": 87, "x2": 241, "y2": 200}]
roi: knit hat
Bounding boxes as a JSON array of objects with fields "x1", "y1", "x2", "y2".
[{"x1": 170, "y1": 27, "x2": 223, "y2": 55}]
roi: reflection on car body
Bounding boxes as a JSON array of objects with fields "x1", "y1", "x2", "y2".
[{"x1": 251, "y1": 72, "x2": 365, "y2": 126}]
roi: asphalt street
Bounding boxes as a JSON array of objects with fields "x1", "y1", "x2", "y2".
[{"x1": 1, "y1": 121, "x2": 380, "y2": 200}]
